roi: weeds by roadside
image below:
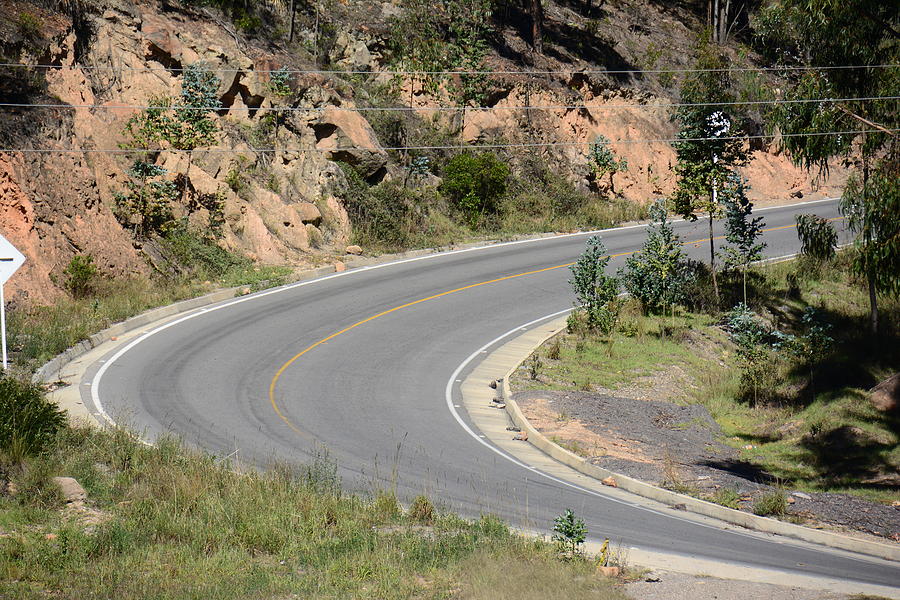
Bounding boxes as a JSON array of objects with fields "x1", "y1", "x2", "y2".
[{"x1": 0, "y1": 424, "x2": 628, "y2": 600}]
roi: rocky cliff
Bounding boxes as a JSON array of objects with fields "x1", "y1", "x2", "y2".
[{"x1": 0, "y1": 0, "x2": 846, "y2": 305}]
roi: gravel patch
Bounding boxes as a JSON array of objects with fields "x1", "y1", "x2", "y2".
[
  {"x1": 624, "y1": 571, "x2": 856, "y2": 600},
  {"x1": 514, "y1": 389, "x2": 900, "y2": 541}
]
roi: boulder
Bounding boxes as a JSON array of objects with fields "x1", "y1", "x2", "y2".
[
  {"x1": 314, "y1": 107, "x2": 388, "y2": 179},
  {"x1": 601, "y1": 476, "x2": 618, "y2": 488},
  {"x1": 345, "y1": 245, "x2": 363, "y2": 255},
  {"x1": 596, "y1": 566, "x2": 620, "y2": 577},
  {"x1": 870, "y1": 373, "x2": 899, "y2": 413},
  {"x1": 294, "y1": 202, "x2": 322, "y2": 225},
  {"x1": 330, "y1": 30, "x2": 376, "y2": 72},
  {"x1": 51, "y1": 477, "x2": 86, "y2": 504}
]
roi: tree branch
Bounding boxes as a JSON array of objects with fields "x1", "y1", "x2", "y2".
[{"x1": 835, "y1": 105, "x2": 898, "y2": 138}]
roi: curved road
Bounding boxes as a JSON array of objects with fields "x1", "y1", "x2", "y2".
[{"x1": 90, "y1": 198, "x2": 900, "y2": 588}]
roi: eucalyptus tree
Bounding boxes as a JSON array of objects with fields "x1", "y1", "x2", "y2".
[{"x1": 754, "y1": 0, "x2": 899, "y2": 332}]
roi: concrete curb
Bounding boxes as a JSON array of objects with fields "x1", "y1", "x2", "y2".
[{"x1": 499, "y1": 318, "x2": 900, "y2": 563}]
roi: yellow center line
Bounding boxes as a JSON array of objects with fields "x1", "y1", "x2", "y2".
[{"x1": 268, "y1": 215, "x2": 844, "y2": 435}]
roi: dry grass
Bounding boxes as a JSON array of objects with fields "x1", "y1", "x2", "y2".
[{"x1": 453, "y1": 552, "x2": 627, "y2": 600}]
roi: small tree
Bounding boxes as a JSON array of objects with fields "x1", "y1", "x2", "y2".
[
  {"x1": 441, "y1": 152, "x2": 509, "y2": 228},
  {"x1": 552, "y1": 509, "x2": 587, "y2": 559},
  {"x1": 840, "y1": 159, "x2": 900, "y2": 334},
  {"x1": 799, "y1": 306, "x2": 834, "y2": 400},
  {"x1": 795, "y1": 214, "x2": 837, "y2": 262},
  {"x1": 724, "y1": 303, "x2": 795, "y2": 406},
  {"x1": 721, "y1": 177, "x2": 766, "y2": 304},
  {"x1": 123, "y1": 63, "x2": 221, "y2": 205},
  {"x1": 63, "y1": 254, "x2": 98, "y2": 298},
  {"x1": 113, "y1": 161, "x2": 179, "y2": 238},
  {"x1": 671, "y1": 42, "x2": 749, "y2": 302},
  {"x1": 569, "y1": 236, "x2": 619, "y2": 335},
  {"x1": 587, "y1": 135, "x2": 628, "y2": 195},
  {"x1": 266, "y1": 66, "x2": 293, "y2": 142},
  {"x1": 620, "y1": 200, "x2": 696, "y2": 313},
  {"x1": 404, "y1": 155, "x2": 431, "y2": 188}
]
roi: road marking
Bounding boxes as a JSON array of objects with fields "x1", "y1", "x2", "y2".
[
  {"x1": 91, "y1": 197, "x2": 841, "y2": 433},
  {"x1": 266, "y1": 216, "x2": 843, "y2": 436}
]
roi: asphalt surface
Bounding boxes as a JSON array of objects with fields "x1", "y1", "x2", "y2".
[{"x1": 90, "y1": 199, "x2": 900, "y2": 589}]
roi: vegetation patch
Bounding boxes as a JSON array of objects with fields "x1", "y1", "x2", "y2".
[
  {"x1": 0, "y1": 422, "x2": 628, "y2": 600},
  {"x1": 515, "y1": 254, "x2": 900, "y2": 508}
]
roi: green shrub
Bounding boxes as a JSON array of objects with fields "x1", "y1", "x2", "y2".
[
  {"x1": 63, "y1": 255, "x2": 98, "y2": 298},
  {"x1": 373, "y1": 491, "x2": 401, "y2": 520},
  {"x1": 408, "y1": 495, "x2": 435, "y2": 523},
  {"x1": 339, "y1": 163, "x2": 460, "y2": 250},
  {"x1": 441, "y1": 152, "x2": 509, "y2": 228},
  {"x1": 620, "y1": 200, "x2": 696, "y2": 313},
  {"x1": 796, "y1": 214, "x2": 837, "y2": 261},
  {"x1": 161, "y1": 227, "x2": 249, "y2": 280},
  {"x1": 709, "y1": 487, "x2": 741, "y2": 509},
  {"x1": 752, "y1": 489, "x2": 787, "y2": 517},
  {"x1": 569, "y1": 236, "x2": 619, "y2": 334},
  {"x1": 0, "y1": 375, "x2": 66, "y2": 460}
]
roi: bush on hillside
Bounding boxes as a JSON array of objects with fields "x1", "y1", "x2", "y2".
[
  {"x1": 0, "y1": 375, "x2": 66, "y2": 460},
  {"x1": 441, "y1": 152, "x2": 509, "y2": 227}
]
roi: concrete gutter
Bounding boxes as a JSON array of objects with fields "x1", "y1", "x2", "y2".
[{"x1": 494, "y1": 315, "x2": 900, "y2": 563}]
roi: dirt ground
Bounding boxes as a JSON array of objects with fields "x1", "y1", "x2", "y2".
[
  {"x1": 623, "y1": 571, "x2": 876, "y2": 600},
  {"x1": 514, "y1": 386, "x2": 900, "y2": 541}
]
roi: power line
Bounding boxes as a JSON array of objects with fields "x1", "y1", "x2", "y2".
[
  {"x1": 1, "y1": 128, "x2": 890, "y2": 154},
  {"x1": 1, "y1": 95, "x2": 897, "y2": 114},
  {"x1": 1, "y1": 62, "x2": 898, "y2": 77}
]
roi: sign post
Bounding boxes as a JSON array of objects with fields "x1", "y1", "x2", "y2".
[{"x1": 0, "y1": 234, "x2": 26, "y2": 371}]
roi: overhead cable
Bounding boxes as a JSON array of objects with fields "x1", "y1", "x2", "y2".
[
  {"x1": 1, "y1": 128, "x2": 891, "y2": 155},
  {"x1": 1, "y1": 95, "x2": 897, "y2": 114},
  {"x1": 1, "y1": 62, "x2": 898, "y2": 76}
]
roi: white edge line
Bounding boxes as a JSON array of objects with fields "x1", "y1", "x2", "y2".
[
  {"x1": 91, "y1": 198, "x2": 839, "y2": 428},
  {"x1": 441, "y1": 308, "x2": 898, "y2": 571},
  {"x1": 441, "y1": 308, "x2": 753, "y2": 532}
]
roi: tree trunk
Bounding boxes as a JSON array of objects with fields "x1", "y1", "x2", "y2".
[
  {"x1": 742, "y1": 264, "x2": 747, "y2": 305},
  {"x1": 862, "y1": 160, "x2": 878, "y2": 334},
  {"x1": 868, "y1": 269, "x2": 879, "y2": 335},
  {"x1": 183, "y1": 151, "x2": 193, "y2": 207},
  {"x1": 709, "y1": 209, "x2": 719, "y2": 301},
  {"x1": 712, "y1": 0, "x2": 719, "y2": 42},
  {"x1": 288, "y1": 0, "x2": 296, "y2": 42},
  {"x1": 531, "y1": 0, "x2": 543, "y2": 54}
]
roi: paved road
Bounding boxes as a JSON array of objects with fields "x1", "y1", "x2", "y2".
[{"x1": 90, "y1": 199, "x2": 900, "y2": 589}]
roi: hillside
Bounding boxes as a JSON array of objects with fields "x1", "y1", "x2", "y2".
[{"x1": 0, "y1": 0, "x2": 847, "y2": 305}]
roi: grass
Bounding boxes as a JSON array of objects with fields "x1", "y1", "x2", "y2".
[
  {"x1": 0, "y1": 425, "x2": 629, "y2": 600},
  {"x1": 753, "y1": 489, "x2": 788, "y2": 517},
  {"x1": 8, "y1": 263, "x2": 291, "y2": 372},
  {"x1": 549, "y1": 436, "x2": 591, "y2": 458},
  {"x1": 707, "y1": 488, "x2": 741, "y2": 510},
  {"x1": 512, "y1": 309, "x2": 715, "y2": 394},
  {"x1": 512, "y1": 253, "x2": 900, "y2": 505}
]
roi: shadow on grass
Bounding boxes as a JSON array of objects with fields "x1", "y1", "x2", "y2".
[
  {"x1": 800, "y1": 425, "x2": 899, "y2": 490},
  {"x1": 698, "y1": 457, "x2": 777, "y2": 486}
]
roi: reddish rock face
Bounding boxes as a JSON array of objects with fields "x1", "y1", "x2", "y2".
[
  {"x1": 0, "y1": 151, "x2": 146, "y2": 305},
  {"x1": 871, "y1": 373, "x2": 899, "y2": 414}
]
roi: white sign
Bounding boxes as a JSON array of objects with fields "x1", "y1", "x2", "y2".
[
  {"x1": 0, "y1": 232, "x2": 25, "y2": 370},
  {"x1": 0, "y1": 233, "x2": 25, "y2": 285}
]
